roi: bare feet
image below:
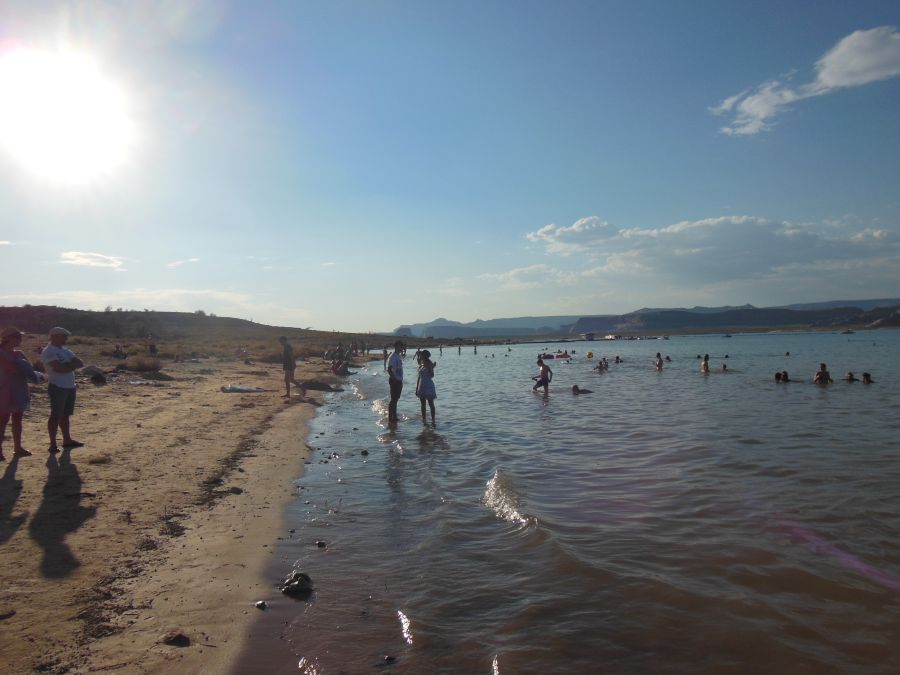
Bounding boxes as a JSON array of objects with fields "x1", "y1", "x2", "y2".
[
  {"x1": 62, "y1": 439, "x2": 84, "y2": 448},
  {"x1": 13, "y1": 448, "x2": 32, "y2": 457}
]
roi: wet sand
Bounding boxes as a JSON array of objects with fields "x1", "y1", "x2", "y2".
[{"x1": 0, "y1": 352, "x2": 338, "y2": 673}]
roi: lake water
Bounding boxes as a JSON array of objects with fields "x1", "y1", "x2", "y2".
[{"x1": 236, "y1": 331, "x2": 900, "y2": 674}]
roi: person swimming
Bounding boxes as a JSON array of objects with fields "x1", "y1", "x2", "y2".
[
  {"x1": 572, "y1": 385, "x2": 593, "y2": 395},
  {"x1": 781, "y1": 370, "x2": 790, "y2": 382},
  {"x1": 844, "y1": 372, "x2": 858, "y2": 382},
  {"x1": 775, "y1": 372, "x2": 783, "y2": 383},
  {"x1": 862, "y1": 372, "x2": 874, "y2": 384}
]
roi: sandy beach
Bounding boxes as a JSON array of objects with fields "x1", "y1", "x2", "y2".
[{"x1": 0, "y1": 341, "x2": 340, "y2": 673}]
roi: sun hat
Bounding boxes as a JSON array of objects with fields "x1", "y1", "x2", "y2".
[
  {"x1": 49, "y1": 326, "x2": 72, "y2": 336},
  {"x1": 0, "y1": 326, "x2": 23, "y2": 341}
]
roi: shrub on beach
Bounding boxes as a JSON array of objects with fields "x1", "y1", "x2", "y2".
[{"x1": 124, "y1": 356, "x2": 162, "y2": 372}]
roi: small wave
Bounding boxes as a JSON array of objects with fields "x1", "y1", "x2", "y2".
[
  {"x1": 298, "y1": 656, "x2": 323, "y2": 675},
  {"x1": 398, "y1": 609, "x2": 413, "y2": 645},
  {"x1": 483, "y1": 470, "x2": 534, "y2": 526}
]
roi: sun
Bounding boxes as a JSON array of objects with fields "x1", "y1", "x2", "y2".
[{"x1": 0, "y1": 48, "x2": 136, "y2": 185}]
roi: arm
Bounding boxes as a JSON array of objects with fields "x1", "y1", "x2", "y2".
[
  {"x1": 46, "y1": 357, "x2": 83, "y2": 373},
  {"x1": 14, "y1": 351, "x2": 40, "y2": 383}
]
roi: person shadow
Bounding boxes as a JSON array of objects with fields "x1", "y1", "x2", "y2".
[
  {"x1": 28, "y1": 448, "x2": 97, "y2": 578},
  {"x1": 0, "y1": 455, "x2": 28, "y2": 546}
]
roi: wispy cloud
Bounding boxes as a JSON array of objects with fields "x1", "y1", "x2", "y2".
[
  {"x1": 712, "y1": 26, "x2": 900, "y2": 135},
  {"x1": 478, "y1": 263, "x2": 577, "y2": 291},
  {"x1": 60, "y1": 251, "x2": 126, "y2": 270},
  {"x1": 167, "y1": 257, "x2": 200, "y2": 268},
  {"x1": 321, "y1": 261, "x2": 337, "y2": 267},
  {"x1": 0, "y1": 240, "x2": 11, "y2": 245}
]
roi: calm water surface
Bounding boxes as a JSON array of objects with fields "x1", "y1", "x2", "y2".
[{"x1": 236, "y1": 331, "x2": 900, "y2": 674}]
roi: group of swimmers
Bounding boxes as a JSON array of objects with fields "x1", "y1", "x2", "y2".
[{"x1": 807, "y1": 363, "x2": 873, "y2": 385}]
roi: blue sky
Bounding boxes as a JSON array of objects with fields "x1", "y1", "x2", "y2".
[{"x1": 1, "y1": 1, "x2": 899, "y2": 332}]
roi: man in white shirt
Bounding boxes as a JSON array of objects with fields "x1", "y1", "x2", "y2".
[
  {"x1": 41, "y1": 327, "x2": 84, "y2": 453},
  {"x1": 387, "y1": 340, "x2": 404, "y2": 425}
]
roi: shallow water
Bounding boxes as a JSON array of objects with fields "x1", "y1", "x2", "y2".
[{"x1": 236, "y1": 331, "x2": 900, "y2": 674}]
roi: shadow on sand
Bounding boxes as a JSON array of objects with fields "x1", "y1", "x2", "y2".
[
  {"x1": 28, "y1": 448, "x2": 97, "y2": 578},
  {"x1": 0, "y1": 455, "x2": 28, "y2": 546}
]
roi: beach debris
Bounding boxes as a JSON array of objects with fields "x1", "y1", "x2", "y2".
[
  {"x1": 280, "y1": 571, "x2": 313, "y2": 599},
  {"x1": 228, "y1": 486, "x2": 244, "y2": 495},
  {"x1": 159, "y1": 629, "x2": 191, "y2": 647},
  {"x1": 255, "y1": 601, "x2": 268, "y2": 610},
  {"x1": 221, "y1": 384, "x2": 268, "y2": 393},
  {"x1": 315, "y1": 540, "x2": 326, "y2": 548},
  {"x1": 127, "y1": 380, "x2": 166, "y2": 387}
]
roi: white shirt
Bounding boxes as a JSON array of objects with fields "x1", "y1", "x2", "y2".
[
  {"x1": 41, "y1": 344, "x2": 77, "y2": 388},
  {"x1": 388, "y1": 352, "x2": 403, "y2": 382}
]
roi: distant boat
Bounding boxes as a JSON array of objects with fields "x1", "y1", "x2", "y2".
[
  {"x1": 841, "y1": 329, "x2": 855, "y2": 334},
  {"x1": 724, "y1": 334, "x2": 732, "y2": 338}
]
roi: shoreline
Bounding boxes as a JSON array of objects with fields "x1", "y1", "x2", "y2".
[{"x1": 0, "y1": 353, "x2": 335, "y2": 673}]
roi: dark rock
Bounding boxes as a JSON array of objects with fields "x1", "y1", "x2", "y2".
[
  {"x1": 255, "y1": 601, "x2": 267, "y2": 610},
  {"x1": 315, "y1": 540, "x2": 326, "y2": 548},
  {"x1": 228, "y1": 486, "x2": 243, "y2": 495},
  {"x1": 280, "y1": 571, "x2": 313, "y2": 599},
  {"x1": 302, "y1": 380, "x2": 343, "y2": 392},
  {"x1": 159, "y1": 629, "x2": 191, "y2": 647}
]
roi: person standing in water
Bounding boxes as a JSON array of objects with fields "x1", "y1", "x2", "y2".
[
  {"x1": 532, "y1": 358, "x2": 552, "y2": 394},
  {"x1": 387, "y1": 340, "x2": 404, "y2": 425},
  {"x1": 813, "y1": 363, "x2": 833, "y2": 384},
  {"x1": 655, "y1": 352, "x2": 663, "y2": 371},
  {"x1": 701, "y1": 354, "x2": 710, "y2": 373},
  {"x1": 415, "y1": 350, "x2": 437, "y2": 425}
]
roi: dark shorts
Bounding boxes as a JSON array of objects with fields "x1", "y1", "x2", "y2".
[
  {"x1": 533, "y1": 377, "x2": 549, "y2": 389},
  {"x1": 389, "y1": 378, "x2": 403, "y2": 400},
  {"x1": 48, "y1": 384, "x2": 76, "y2": 418}
]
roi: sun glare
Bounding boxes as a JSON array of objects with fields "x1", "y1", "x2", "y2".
[{"x1": 0, "y1": 48, "x2": 135, "y2": 185}]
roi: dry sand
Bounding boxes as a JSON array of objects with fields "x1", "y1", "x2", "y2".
[{"x1": 0, "y1": 349, "x2": 340, "y2": 673}]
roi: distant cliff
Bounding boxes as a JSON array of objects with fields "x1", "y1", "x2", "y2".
[{"x1": 397, "y1": 299, "x2": 900, "y2": 338}]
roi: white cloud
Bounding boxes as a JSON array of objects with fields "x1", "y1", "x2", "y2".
[
  {"x1": 850, "y1": 227, "x2": 889, "y2": 242},
  {"x1": 525, "y1": 216, "x2": 618, "y2": 255},
  {"x1": 60, "y1": 251, "x2": 126, "y2": 270},
  {"x1": 321, "y1": 261, "x2": 337, "y2": 267},
  {"x1": 166, "y1": 257, "x2": 200, "y2": 268},
  {"x1": 713, "y1": 26, "x2": 900, "y2": 135},
  {"x1": 0, "y1": 240, "x2": 10, "y2": 245},
  {"x1": 522, "y1": 212, "x2": 900, "y2": 298}
]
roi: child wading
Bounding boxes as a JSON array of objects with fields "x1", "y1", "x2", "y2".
[{"x1": 415, "y1": 350, "x2": 437, "y2": 425}]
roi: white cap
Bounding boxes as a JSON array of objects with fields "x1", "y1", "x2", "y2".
[{"x1": 48, "y1": 326, "x2": 71, "y2": 336}]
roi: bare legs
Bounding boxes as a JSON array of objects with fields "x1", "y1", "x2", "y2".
[
  {"x1": 0, "y1": 412, "x2": 29, "y2": 458},
  {"x1": 419, "y1": 397, "x2": 435, "y2": 424}
]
